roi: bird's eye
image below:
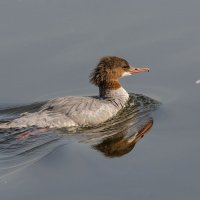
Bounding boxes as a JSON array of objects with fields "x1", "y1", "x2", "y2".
[{"x1": 122, "y1": 66, "x2": 129, "y2": 69}]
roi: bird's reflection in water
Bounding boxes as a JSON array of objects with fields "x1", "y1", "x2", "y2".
[{"x1": 94, "y1": 119, "x2": 153, "y2": 157}]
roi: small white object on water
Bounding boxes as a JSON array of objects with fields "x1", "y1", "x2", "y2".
[{"x1": 196, "y1": 80, "x2": 200, "y2": 84}]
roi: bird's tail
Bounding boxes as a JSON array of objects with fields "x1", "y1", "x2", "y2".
[{"x1": 0, "y1": 122, "x2": 10, "y2": 129}]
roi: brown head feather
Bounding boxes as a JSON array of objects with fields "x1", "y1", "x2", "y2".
[{"x1": 89, "y1": 56, "x2": 129, "y2": 89}]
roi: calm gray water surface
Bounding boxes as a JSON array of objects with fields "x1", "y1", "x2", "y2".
[{"x1": 0, "y1": 0, "x2": 200, "y2": 200}]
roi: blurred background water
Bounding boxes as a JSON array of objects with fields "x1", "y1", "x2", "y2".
[{"x1": 0, "y1": 0, "x2": 200, "y2": 200}]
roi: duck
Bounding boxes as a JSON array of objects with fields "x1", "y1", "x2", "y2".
[{"x1": 0, "y1": 56, "x2": 149, "y2": 129}]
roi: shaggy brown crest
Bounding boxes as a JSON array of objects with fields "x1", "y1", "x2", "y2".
[{"x1": 89, "y1": 56, "x2": 130, "y2": 89}]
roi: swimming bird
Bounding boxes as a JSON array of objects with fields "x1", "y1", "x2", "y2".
[{"x1": 0, "y1": 56, "x2": 149, "y2": 129}]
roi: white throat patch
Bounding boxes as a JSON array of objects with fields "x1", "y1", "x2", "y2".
[{"x1": 122, "y1": 72, "x2": 132, "y2": 77}]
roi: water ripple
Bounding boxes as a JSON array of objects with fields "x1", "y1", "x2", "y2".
[{"x1": 0, "y1": 93, "x2": 160, "y2": 180}]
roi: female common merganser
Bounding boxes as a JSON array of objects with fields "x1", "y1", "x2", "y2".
[{"x1": 0, "y1": 56, "x2": 149, "y2": 129}]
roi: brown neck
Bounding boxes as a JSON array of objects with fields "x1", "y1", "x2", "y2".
[
  {"x1": 98, "y1": 80, "x2": 129, "y2": 100},
  {"x1": 99, "y1": 80, "x2": 121, "y2": 90}
]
